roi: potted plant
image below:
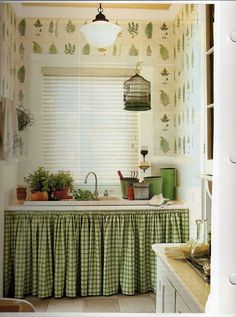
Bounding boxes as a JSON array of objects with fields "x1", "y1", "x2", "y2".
[
  {"x1": 16, "y1": 185, "x2": 27, "y2": 203},
  {"x1": 24, "y1": 166, "x2": 50, "y2": 201},
  {"x1": 53, "y1": 170, "x2": 74, "y2": 200},
  {"x1": 42, "y1": 173, "x2": 56, "y2": 200}
]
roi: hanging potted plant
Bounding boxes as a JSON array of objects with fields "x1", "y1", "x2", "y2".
[
  {"x1": 24, "y1": 166, "x2": 50, "y2": 201},
  {"x1": 53, "y1": 170, "x2": 74, "y2": 200}
]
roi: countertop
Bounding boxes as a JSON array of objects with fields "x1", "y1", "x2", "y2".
[
  {"x1": 152, "y1": 243, "x2": 210, "y2": 312},
  {"x1": 6, "y1": 200, "x2": 188, "y2": 211}
]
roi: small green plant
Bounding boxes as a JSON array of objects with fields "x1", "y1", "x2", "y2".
[
  {"x1": 54, "y1": 170, "x2": 74, "y2": 191},
  {"x1": 42, "y1": 173, "x2": 56, "y2": 193},
  {"x1": 24, "y1": 166, "x2": 50, "y2": 192},
  {"x1": 73, "y1": 188, "x2": 98, "y2": 201}
]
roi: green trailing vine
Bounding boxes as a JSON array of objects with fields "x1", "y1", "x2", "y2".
[{"x1": 73, "y1": 188, "x2": 98, "y2": 201}]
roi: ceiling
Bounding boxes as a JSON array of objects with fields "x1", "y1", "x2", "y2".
[{"x1": 22, "y1": 3, "x2": 171, "y2": 10}]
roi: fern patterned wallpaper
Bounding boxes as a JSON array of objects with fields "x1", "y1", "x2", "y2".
[
  {"x1": 0, "y1": 3, "x2": 202, "y2": 162},
  {"x1": 154, "y1": 3, "x2": 201, "y2": 159},
  {"x1": 0, "y1": 3, "x2": 18, "y2": 101}
]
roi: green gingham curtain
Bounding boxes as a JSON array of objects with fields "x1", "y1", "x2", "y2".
[{"x1": 4, "y1": 209, "x2": 189, "y2": 298}]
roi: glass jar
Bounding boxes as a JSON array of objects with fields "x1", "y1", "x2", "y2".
[{"x1": 189, "y1": 219, "x2": 209, "y2": 264}]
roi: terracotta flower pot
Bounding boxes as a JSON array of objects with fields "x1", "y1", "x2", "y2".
[
  {"x1": 54, "y1": 191, "x2": 62, "y2": 200},
  {"x1": 16, "y1": 187, "x2": 27, "y2": 203},
  {"x1": 30, "y1": 191, "x2": 48, "y2": 201}
]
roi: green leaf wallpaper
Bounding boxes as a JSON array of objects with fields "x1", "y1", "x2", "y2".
[
  {"x1": 82, "y1": 43, "x2": 90, "y2": 55},
  {"x1": 128, "y1": 21, "x2": 138, "y2": 38},
  {"x1": 65, "y1": 19, "x2": 76, "y2": 33},
  {"x1": 18, "y1": 18, "x2": 26, "y2": 36},
  {"x1": 160, "y1": 136, "x2": 170, "y2": 153},
  {"x1": 128, "y1": 44, "x2": 139, "y2": 56},
  {"x1": 0, "y1": 2, "x2": 200, "y2": 158},
  {"x1": 145, "y1": 22, "x2": 153, "y2": 39},
  {"x1": 159, "y1": 44, "x2": 169, "y2": 60},
  {"x1": 32, "y1": 41, "x2": 42, "y2": 53},
  {"x1": 49, "y1": 43, "x2": 58, "y2": 54},
  {"x1": 160, "y1": 90, "x2": 170, "y2": 107},
  {"x1": 64, "y1": 43, "x2": 76, "y2": 55},
  {"x1": 156, "y1": 3, "x2": 199, "y2": 157},
  {"x1": 17, "y1": 66, "x2": 25, "y2": 83}
]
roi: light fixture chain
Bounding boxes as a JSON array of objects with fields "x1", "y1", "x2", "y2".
[{"x1": 98, "y1": 3, "x2": 103, "y2": 14}]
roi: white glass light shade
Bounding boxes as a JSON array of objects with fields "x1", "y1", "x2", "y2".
[{"x1": 80, "y1": 21, "x2": 121, "y2": 48}]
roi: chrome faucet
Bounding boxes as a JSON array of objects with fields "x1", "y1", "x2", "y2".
[{"x1": 84, "y1": 172, "x2": 98, "y2": 197}]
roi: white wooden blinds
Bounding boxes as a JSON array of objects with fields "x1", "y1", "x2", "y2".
[{"x1": 42, "y1": 74, "x2": 139, "y2": 185}]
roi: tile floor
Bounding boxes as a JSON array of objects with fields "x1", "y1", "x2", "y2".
[{"x1": 25, "y1": 292, "x2": 156, "y2": 313}]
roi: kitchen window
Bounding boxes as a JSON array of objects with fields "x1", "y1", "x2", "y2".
[{"x1": 41, "y1": 69, "x2": 139, "y2": 187}]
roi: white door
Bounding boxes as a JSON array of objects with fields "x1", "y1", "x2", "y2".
[{"x1": 206, "y1": 2, "x2": 236, "y2": 314}]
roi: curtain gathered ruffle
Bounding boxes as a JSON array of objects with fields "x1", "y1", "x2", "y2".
[{"x1": 4, "y1": 209, "x2": 189, "y2": 298}]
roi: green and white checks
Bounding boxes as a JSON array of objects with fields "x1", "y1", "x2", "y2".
[{"x1": 4, "y1": 209, "x2": 189, "y2": 298}]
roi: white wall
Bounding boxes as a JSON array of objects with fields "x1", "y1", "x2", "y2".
[
  {"x1": 0, "y1": 162, "x2": 19, "y2": 296},
  {"x1": 0, "y1": 3, "x2": 20, "y2": 296}
]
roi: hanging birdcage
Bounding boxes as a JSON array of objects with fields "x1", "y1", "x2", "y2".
[{"x1": 124, "y1": 71, "x2": 151, "y2": 111}]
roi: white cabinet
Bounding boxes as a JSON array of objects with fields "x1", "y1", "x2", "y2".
[
  {"x1": 176, "y1": 293, "x2": 192, "y2": 313},
  {"x1": 153, "y1": 244, "x2": 210, "y2": 314},
  {"x1": 156, "y1": 256, "x2": 192, "y2": 313},
  {"x1": 157, "y1": 275, "x2": 176, "y2": 313}
]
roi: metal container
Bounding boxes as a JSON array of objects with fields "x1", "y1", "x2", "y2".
[
  {"x1": 133, "y1": 182, "x2": 149, "y2": 200},
  {"x1": 120, "y1": 178, "x2": 139, "y2": 199},
  {"x1": 144, "y1": 176, "x2": 163, "y2": 199},
  {"x1": 160, "y1": 168, "x2": 176, "y2": 200}
]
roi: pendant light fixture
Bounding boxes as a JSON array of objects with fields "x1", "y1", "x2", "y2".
[
  {"x1": 124, "y1": 63, "x2": 151, "y2": 111},
  {"x1": 80, "y1": 3, "x2": 121, "y2": 49}
]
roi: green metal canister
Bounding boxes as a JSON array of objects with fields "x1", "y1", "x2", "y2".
[
  {"x1": 160, "y1": 168, "x2": 176, "y2": 200},
  {"x1": 144, "y1": 176, "x2": 163, "y2": 199}
]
